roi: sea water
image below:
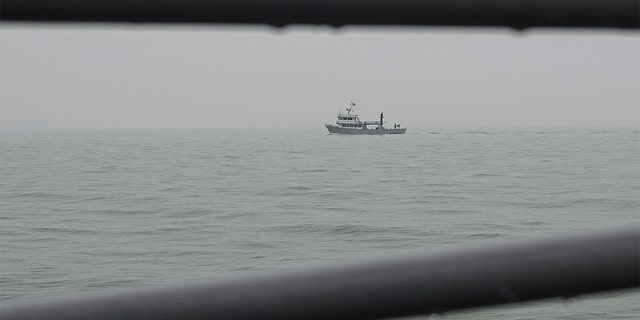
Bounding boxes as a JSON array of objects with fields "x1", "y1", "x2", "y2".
[{"x1": 1, "y1": 128, "x2": 638, "y2": 319}]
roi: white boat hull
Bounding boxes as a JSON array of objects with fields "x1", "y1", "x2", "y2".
[{"x1": 325, "y1": 124, "x2": 406, "y2": 135}]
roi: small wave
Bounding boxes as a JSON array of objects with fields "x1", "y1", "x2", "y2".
[
  {"x1": 159, "y1": 187, "x2": 185, "y2": 192},
  {"x1": 518, "y1": 198, "x2": 639, "y2": 209},
  {"x1": 11, "y1": 191, "x2": 62, "y2": 199},
  {"x1": 229, "y1": 240, "x2": 281, "y2": 249},
  {"x1": 288, "y1": 169, "x2": 328, "y2": 173},
  {"x1": 465, "y1": 233, "x2": 506, "y2": 240},
  {"x1": 284, "y1": 186, "x2": 314, "y2": 191},
  {"x1": 220, "y1": 155, "x2": 241, "y2": 160},
  {"x1": 330, "y1": 225, "x2": 390, "y2": 235},
  {"x1": 84, "y1": 165, "x2": 118, "y2": 173},
  {"x1": 90, "y1": 209, "x2": 152, "y2": 216},
  {"x1": 231, "y1": 266, "x2": 264, "y2": 272},
  {"x1": 75, "y1": 195, "x2": 112, "y2": 202},
  {"x1": 84, "y1": 278, "x2": 141, "y2": 289},
  {"x1": 31, "y1": 226, "x2": 96, "y2": 234},
  {"x1": 428, "y1": 209, "x2": 476, "y2": 215},
  {"x1": 521, "y1": 221, "x2": 548, "y2": 226},
  {"x1": 19, "y1": 236, "x2": 61, "y2": 243},
  {"x1": 216, "y1": 211, "x2": 259, "y2": 221},
  {"x1": 461, "y1": 222, "x2": 517, "y2": 230},
  {"x1": 318, "y1": 190, "x2": 373, "y2": 199},
  {"x1": 379, "y1": 179, "x2": 406, "y2": 183},
  {"x1": 270, "y1": 223, "x2": 396, "y2": 236},
  {"x1": 471, "y1": 173, "x2": 504, "y2": 178}
]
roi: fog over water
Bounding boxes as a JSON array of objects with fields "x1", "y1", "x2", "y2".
[{"x1": 1, "y1": 26, "x2": 639, "y2": 131}]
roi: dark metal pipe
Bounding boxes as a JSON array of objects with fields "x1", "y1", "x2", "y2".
[
  {"x1": 2, "y1": 226, "x2": 638, "y2": 320},
  {"x1": 1, "y1": 0, "x2": 639, "y2": 30}
]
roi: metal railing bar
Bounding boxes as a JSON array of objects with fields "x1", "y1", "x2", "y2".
[
  {"x1": 1, "y1": 226, "x2": 638, "y2": 320},
  {"x1": 1, "y1": 0, "x2": 639, "y2": 30}
]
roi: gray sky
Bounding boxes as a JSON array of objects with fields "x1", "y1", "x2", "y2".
[{"x1": 1, "y1": 25, "x2": 638, "y2": 131}]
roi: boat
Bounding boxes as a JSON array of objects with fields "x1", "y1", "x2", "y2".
[{"x1": 325, "y1": 101, "x2": 406, "y2": 135}]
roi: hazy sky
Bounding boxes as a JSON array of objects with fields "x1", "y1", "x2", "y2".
[{"x1": 1, "y1": 24, "x2": 638, "y2": 131}]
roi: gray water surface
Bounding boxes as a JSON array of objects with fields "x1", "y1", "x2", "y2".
[{"x1": 1, "y1": 128, "x2": 638, "y2": 318}]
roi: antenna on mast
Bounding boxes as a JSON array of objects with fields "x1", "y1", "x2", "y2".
[{"x1": 347, "y1": 100, "x2": 355, "y2": 114}]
